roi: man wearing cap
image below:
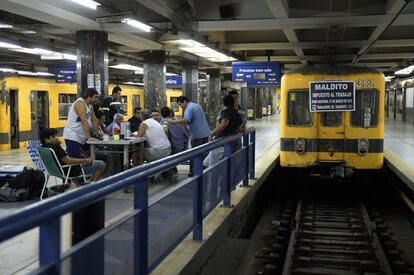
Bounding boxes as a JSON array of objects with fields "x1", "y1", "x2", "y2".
[{"x1": 40, "y1": 128, "x2": 106, "y2": 182}]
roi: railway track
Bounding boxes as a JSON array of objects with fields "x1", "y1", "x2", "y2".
[{"x1": 281, "y1": 198, "x2": 393, "y2": 274}]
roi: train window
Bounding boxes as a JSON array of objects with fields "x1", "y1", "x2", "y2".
[
  {"x1": 320, "y1": 112, "x2": 341, "y2": 127},
  {"x1": 58, "y1": 94, "x2": 77, "y2": 120},
  {"x1": 351, "y1": 90, "x2": 378, "y2": 127},
  {"x1": 287, "y1": 90, "x2": 312, "y2": 126},
  {"x1": 132, "y1": 95, "x2": 140, "y2": 109},
  {"x1": 121, "y1": 96, "x2": 128, "y2": 114}
]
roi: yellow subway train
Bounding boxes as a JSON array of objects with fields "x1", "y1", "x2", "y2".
[
  {"x1": 0, "y1": 76, "x2": 182, "y2": 151},
  {"x1": 280, "y1": 66, "x2": 384, "y2": 176}
]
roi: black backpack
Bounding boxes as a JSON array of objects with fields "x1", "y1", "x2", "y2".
[{"x1": 12, "y1": 168, "x2": 45, "y2": 199}]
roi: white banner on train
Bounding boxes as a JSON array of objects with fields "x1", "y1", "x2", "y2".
[{"x1": 309, "y1": 81, "x2": 355, "y2": 112}]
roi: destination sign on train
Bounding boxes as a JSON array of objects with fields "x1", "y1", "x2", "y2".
[{"x1": 309, "y1": 81, "x2": 355, "y2": 112}]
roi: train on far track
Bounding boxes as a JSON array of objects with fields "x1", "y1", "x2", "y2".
[{"x1": 280, "y1": 65, "x2": 384, "y2": 177}]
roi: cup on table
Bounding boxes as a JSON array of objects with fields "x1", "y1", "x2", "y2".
[
  {"x1": 113, "y1": 134, "x2": 120, "y2": 141},
  {"x1": 103, "y1": 134, "x2": 109, "y2": 141}
]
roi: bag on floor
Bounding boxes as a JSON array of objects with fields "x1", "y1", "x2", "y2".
[
  {"x1": 12, "y1": 168, "x2": 45, "y2": 199},
  {"x1": 0, "y1": 186, "x2": 30, "y2": 202}
]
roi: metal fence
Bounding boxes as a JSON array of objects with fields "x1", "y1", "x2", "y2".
[{"x1": 0, "y1": 129, "x2": 256, "y2": 274}]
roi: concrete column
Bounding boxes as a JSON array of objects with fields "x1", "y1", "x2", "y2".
[
  {"x1": 255, "y1": 88, "x2": 263, "y2": 119},
  {"x1": 142, "y1": 50, "x2": 166, "y2": 111},
  {"x1": 182, "y1": 63, "x2": 199, "y2": 103},
  {"x1": 206, "y1": 69, "x2": 221, "y2": 128},
  {"x1": 247, "y1": 87, "x2": 255, "y2": 120},
  {"x1": 76, "y1": 31, "x2": 108, "y2": 97}
]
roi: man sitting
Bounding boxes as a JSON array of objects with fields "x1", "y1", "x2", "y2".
[
  {"x1": 160, "y1": 107, "x2": 189, "y2": 155},
  {"x1": 107, "y1": 113, "x2": 124, "y2": 134},
  {"x1": 137, "y1": 109, "x2": 171, "y2": 162},
  {"x1": 128, "y1": 107, "x2": 142, "y2": 133},
  {"x1": 40, "y1": 128, "x2": 106, "y2": 183}
]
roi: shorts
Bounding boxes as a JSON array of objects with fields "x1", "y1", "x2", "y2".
[
  {"x1": 65, "y1": 139, "x2": 83, "y2": 158},
  {"x1": 82, "y1": 160, "x2": 105, "y2": 175},
  {"x1": 203, "y1": 147, "x2": 224, "y2": 168},
  {"x1": 144, "y1": 147, "x2": 171, "y2": 162}
]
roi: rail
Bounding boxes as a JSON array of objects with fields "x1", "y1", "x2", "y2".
[{"x1": 0, "y1": 128, "x2": 256, "y2": 274}]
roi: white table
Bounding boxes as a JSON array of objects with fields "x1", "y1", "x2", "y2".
[{"x1": 86, "y1": 137, "x2": 146, "y2": 170}]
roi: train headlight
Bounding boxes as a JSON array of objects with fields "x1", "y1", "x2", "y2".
[
  {"x1": 358, "y1": 138, "x2": 369, "y2": 156},
  {"x1": 295, "y1": 138, "x2": 306, "y2": 155}
]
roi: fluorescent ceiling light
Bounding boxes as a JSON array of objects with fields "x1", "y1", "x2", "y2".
[
  {"x1": 121, "y1": 18, "x2": 152, "y2": 32},
  {"x1": 0, "y1": 24, "x2": 13, "y2": 29},
  {"x1": 21, "y1": 30, "x2": 36, "y2": 34},
  {"x1": 13, "y1": 47, "x2": 54, "y2": 55},
  {"x1": 0, "y1": 68, "x2": 17, "y2": 73},
  {"x1": 172, "y1": 39, "x2": 236, "y2": 63},
  {"x1": 68, "y1": 0, "x2": 100, "y2": 10},
  {"x1": 123, "y1": 81, "x2": 144, "y2": 86},
  {"x1": 385, "y1": 76, "x2": 395, "y2": 82},
  {"x1": 110, "y1": 64, "x2": 144, "y2": 73},
  {"x1": 40, "y1": 53, "x2": 77, "y2": 61},
  {"x1": 166, "y1": 72, "x2": 178, "y2": 76},
  {"x1": 17, "y1": 70, "x2": 54, "y2": 76},
  {"x1": 0, "y1": 41, "x2": 22, "y2": 49},
  {"x1": 395, "y1": 65, "x2": 414, "y2": 76}
]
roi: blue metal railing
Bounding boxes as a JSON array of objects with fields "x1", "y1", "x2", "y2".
[{"x1": 0, "y1": 128, "x2": 256, "y2": 274}]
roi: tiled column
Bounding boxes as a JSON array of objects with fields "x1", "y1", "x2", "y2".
[
  {"x1": 142, "y1": 50, "x2": 166, "y2": 111},
  {"x1": 206, "y1": 69, "x2": 222, "y2": 128},
  {"x1": 76, "y1": 31, "x2": 109, "y2": 97},
  {"x1": 182, "y1": 63, "x2": 199, "y2": 103}
]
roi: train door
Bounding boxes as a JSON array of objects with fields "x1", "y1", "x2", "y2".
[
  {"x1": 30, "y1": 91, "x2": 49, "y2": 140},
  {"x1": 317, "y1": 112, "x2": 345, "y2": 162},
  {"x1": 9, "y1": 89, "x2": 19, "y2": 149}
]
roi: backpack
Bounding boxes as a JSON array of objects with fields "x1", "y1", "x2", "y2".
[{"x1": 12, "y1": 168, "x2": 45, "y2": 199}]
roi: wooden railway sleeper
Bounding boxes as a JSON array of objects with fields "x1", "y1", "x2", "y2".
[
  {"x1": 298, "y1": 230, "x2": 370, "y2": 241},
  {"x1": 292, "y1": 256, "x2": 380, "y2": 272},
  {"x1": 295, "y1": 247, "x2": 377, "y2": 260},
  {"x1": 296, "y1": 239, "x2": 372, "y2": 249}
]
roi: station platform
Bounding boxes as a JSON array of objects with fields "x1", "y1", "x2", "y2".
[{"x1": 1, "y1": 114, "x2": 414, "y2": 274}]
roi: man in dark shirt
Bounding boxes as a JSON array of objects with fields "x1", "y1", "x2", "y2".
[
  {"x1": 204, "y1": 95, "x2": 242, "y2": 167},
  {"x1": 101, "y1": 86, "x2": 124, "y2": 126},
  {"x1": 40, "y1": 128, "x2": 106, "y2": 182},
  {"x1": 128, "y1": 107, "x2": 142, "y2": 133}
]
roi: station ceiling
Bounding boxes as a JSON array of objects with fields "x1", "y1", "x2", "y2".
[{"x1": 0, "y1": 0, "x2": 413, "y2": 81}]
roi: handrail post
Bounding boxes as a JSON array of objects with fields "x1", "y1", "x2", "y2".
[
  {"x1": 224, "y1": 144, "x2": 232, "y2": 207},
  {"x1": 249, "y1": 131, "x2": 256, "y2": 179},
  {"x1": 243, "y1": 133, "x2": 249, "y2": 187},
  {"x1": 39, "y1": 218, "x2": 61, "y2": 274},
  {"x1": 134, "y1": 178, "x2": 149, "y2": 275},
  {"x1": 193, "y1": 155, "x2": 203, "y2": 241}
]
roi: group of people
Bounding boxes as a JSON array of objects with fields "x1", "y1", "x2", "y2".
[{"x1": 39, "y1": 85, "x2": 246, "y2": 190}]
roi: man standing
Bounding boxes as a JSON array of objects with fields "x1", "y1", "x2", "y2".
[
  {"x1": 128, "y1": 107, "x2": 142, "y2": 133},
  {"x1": 166, "y1": 96, "x2": 210, "y2": 175},
  {"x1": 204, "y1": 95, "x2": 242, "y2": 167},
  {"x1": 101, "y1": 86, "x2": 124, "y2": 126},
  {"x1": 63, "y1": 88, "x2": 100, "y2": 159},
  {"x1": 228, "y1": 90, "x2": 247, "y2": 130}
]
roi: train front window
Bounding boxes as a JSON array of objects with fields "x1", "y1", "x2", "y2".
[
  {"x1": 287, "y1": 90, "x2": 312, "y2": 126},
  {"x1": 320, "y1": 112, "x2": 341, "y2": 127},
  {"x1": 351, "y1": 90, "x2": 378, "y2": 127}
]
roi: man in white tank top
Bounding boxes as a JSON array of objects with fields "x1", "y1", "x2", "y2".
[
  {"x1": 137, "y1": 109, "x2": 171, "y2": 162},
  {"x1": 63, "y1": 88, "x2": 100, "y2": 158},
  {"x1": 63, "y1": 88, "x2": 106, "y2": 180}
]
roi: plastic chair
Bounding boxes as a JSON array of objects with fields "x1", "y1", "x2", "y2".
[{"x1": 37, "y1": 147, "x2": 89, "y2": 200}]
